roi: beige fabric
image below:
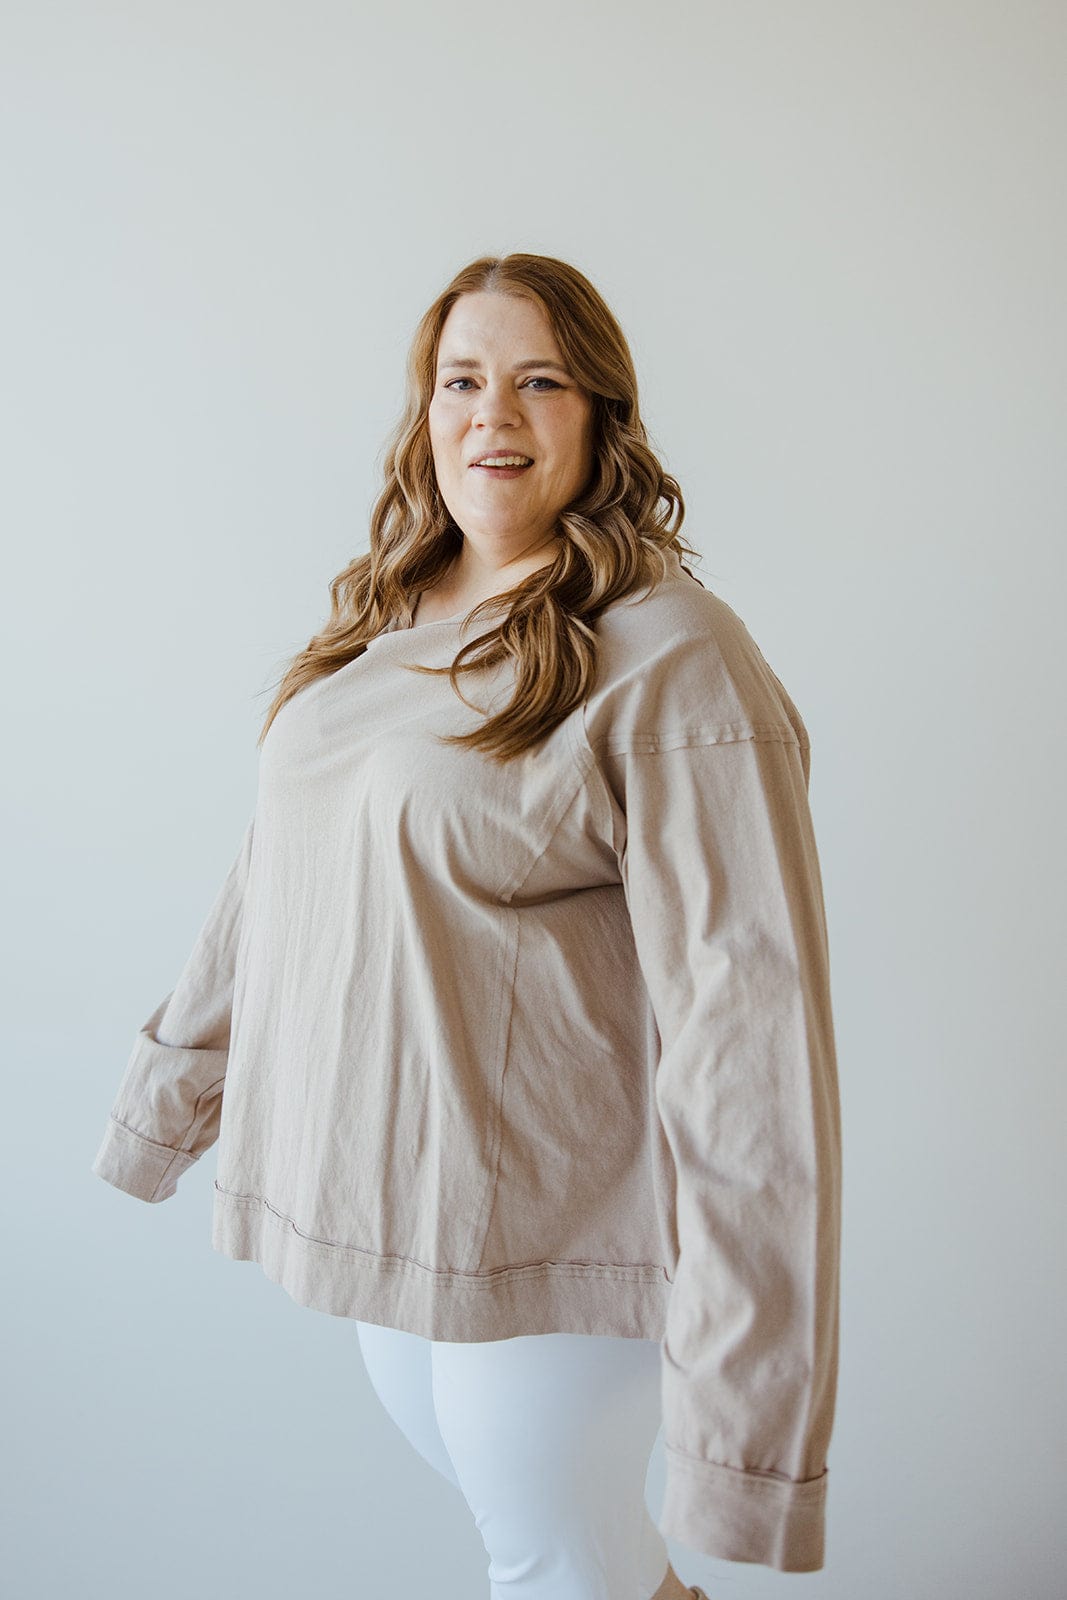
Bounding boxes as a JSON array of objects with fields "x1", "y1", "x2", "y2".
[{"x1": 92, "y1": 546, "x2": 842, "y2": 1573}]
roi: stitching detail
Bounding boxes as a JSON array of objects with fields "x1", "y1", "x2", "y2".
[
  {"x1": 665, "y1": 1443, "x2": 829, "y2": 1496},
  {"x1": 110, "y1": 1071, "x2": 225, "y2": 1161},
  {"x1": 109, "y1": 1116, "x2": 198, "y2": 1160},
  {"x1": 176, "y1": 1073, "x2": 227, "y2": 1153},
  {"x1": 589, "y1": 724, "x2": 803, "y2": 755},
  {"x1": 213, "y1": 1182, "x2": 671, "y2": 1287},
  {"x1": 495, "y1": 720, "x2": 592, "y2": 902}
]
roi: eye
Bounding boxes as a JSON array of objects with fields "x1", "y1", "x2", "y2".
[{"x1": 441, "y1": 376, "x2": 564, "y2": 392}]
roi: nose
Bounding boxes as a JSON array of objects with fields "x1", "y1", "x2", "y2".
[{"x1": 472, "y1": 382, "x2": 523, "y2": 429}]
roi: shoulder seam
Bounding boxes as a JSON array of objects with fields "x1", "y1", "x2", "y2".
[{"x1": 589, "y1": 724, "x2": 804, "y2": 756}]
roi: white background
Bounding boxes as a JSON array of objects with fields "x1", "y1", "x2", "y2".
[{"x1": 2, "y1": 3, "x2": 1064, "y2": 1597}]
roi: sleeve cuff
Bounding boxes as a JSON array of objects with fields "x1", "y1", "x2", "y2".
[
  {"x1": 659, "y1": 1443, "x2": 829, "y2": 1573},
  {"x1": 91, "y1": 1117, "x2": 199, "y2": 1203}
]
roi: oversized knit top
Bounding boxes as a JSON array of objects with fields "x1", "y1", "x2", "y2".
[{"x1": 92, "y1": 544, "x2": 842, "y2": 1574}]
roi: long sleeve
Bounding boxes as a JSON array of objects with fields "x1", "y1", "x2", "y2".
[
  {"x1": 597, "y1": 719, "x2": 841, "y2": 1572},
  {"x1": 91, "y1": 813, "x2": 256, "y2": 1204}
]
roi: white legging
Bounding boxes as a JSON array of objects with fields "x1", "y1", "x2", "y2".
[{"x1": 355, "y1": 1320, "x2": 673, "y2": 1600}]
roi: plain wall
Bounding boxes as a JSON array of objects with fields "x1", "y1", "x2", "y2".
[{"x1": 2, "y1": 3, "x2": 1064, "y2": 1597}]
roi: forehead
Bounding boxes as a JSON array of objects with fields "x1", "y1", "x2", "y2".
[{"x1": 436, "y1": 291, "x2": 559, "y2": 361}]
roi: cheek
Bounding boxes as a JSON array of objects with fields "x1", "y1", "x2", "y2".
[
  {"x1": 560, "y1": 407, "x2": 593, "y2": 473},
  {"x1": 427, "y1": 412, "x2": 457, "y2": 471},
  {"x1": 567, "y1": 426, "x2": 593, "y2": 480}
]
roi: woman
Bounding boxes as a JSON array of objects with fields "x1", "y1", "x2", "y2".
[{"x1": 92, "y1": 253, "x2": 842, "y2": 1599}]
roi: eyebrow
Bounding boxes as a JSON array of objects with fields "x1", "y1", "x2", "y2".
[{"x1": 438, "y1": 358, "x2": 571, "y2": 374}]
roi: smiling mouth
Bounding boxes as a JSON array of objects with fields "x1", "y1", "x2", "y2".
[{"x1": 470, "y1": 458, "x2": 534, "y2": 476}]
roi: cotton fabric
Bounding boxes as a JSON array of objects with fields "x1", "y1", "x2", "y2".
[
  {"x1": 354, "y1": 1320, "x2": 670, "y2": 1599},
  {"x1": 92, "y1": 545, "x2": 842, "y2": 1573}
]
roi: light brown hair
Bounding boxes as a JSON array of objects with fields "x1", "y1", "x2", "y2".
[{"x1": 256, "y1": 252, "x2": 703, "y2": 762}]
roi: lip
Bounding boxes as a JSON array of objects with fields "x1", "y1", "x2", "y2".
[{"x1": 469, "y1": 451, "x2": 535, "y2": 467}]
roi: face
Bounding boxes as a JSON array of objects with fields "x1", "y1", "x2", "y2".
[{"x1": 427, "y1": 291, "x2": 596, "y2": 561}]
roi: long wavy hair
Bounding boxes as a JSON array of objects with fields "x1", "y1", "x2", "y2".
[{"x1": 256, "y1": 252, "x2": 703, "y2": 763}]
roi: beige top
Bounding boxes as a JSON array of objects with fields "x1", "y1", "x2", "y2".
[{"x1": 92, "y1": 545, "x2": 842, "y2": 1574}]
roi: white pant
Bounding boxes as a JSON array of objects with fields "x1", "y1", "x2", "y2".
[{"x1": 355, "y1": 1320, "x2": 672, "y2": 1600}]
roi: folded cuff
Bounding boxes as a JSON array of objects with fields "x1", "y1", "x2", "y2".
[
  {"x1": 659, "y1": 1443, "x2": 828, "y2": 1573},
  {"x1": 91, "y1": 1117, "x2": 198, "y2": 1203}
]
